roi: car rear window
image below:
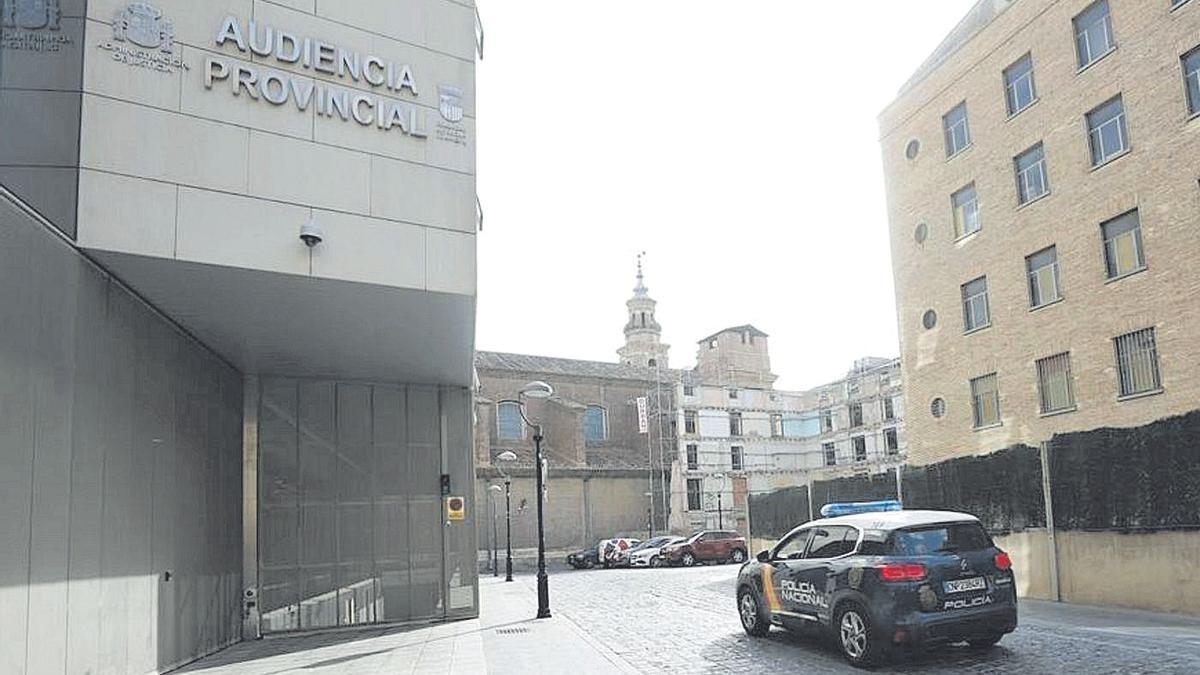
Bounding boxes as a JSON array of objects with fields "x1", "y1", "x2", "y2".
[{"x1": 890, "y1": 522, "x2": 992, "y2": 555}]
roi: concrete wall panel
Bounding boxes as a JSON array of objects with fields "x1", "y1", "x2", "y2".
[{"x1": 77, "y1": 169, "x2": 178, "y2": 258}]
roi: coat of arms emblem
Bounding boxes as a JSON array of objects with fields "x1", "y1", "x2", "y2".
[
  {"x1": 438, "y1": 85, "x2": 464, "y2": 124},
  {"x1": 111, "y1": 2, "x2": 174, "y2": 52},
  {"x1": 1, "y1": 0, "x2": 61, "y2": 30}
]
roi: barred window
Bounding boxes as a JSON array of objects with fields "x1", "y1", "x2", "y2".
[
  {"x1": 1087, "y1": 96, "x2": 1128, "y2": 166},
  {"x1": 1185, "y1": 46, "x2": 1200, "y2": 115},
  {"x1": 1004, "y1": 53, "x2": 1037, "y2": 115},
  {"x1": 686, "y1": 443, "x2": 699, "y2": 470},
  {"x1": 970, "y1": 373, "x2": 1001, "y2": 428},
  {"x1": 884, "y1": 428, "x2": 899, "y2": 455},
  {"x1": 883, "y1": 397, "x2": 895, "y2": 421},
  {"x1": 1036, "y1": 353, "x2": 1076, "y2": 414},
  {"x1": 687, "y1": 479, "x2": 703, "y2": 511},
  {"x1": 961, "y1": 276, "x2": 991, "y2": 332},
  {"x1": 1015, "y1": 143, "x2": 1049, "y2": 204},
  {"x1": 952, "y1": 183, "x2": 981, "y2": 238},
  {"x1": 823, "y1": 442, "x2": 837, "y2": 467},
  {"x1": 1102, "y1": 210, "x2": 1144, "y2": 279},
  {"x1": 1027, "y1": 246, "x2": 1061, "y2": 308},
  {"x1": 849, "y1": 403, "x2": 864, "y2": 428},
  {"x1": 729, "y1": 412, "x2": 743, "y2": 437},
  {"x1": 1114, "y1": 328, "x2": 1162, "y2": 397},
  {"x1": 1074, "y1": 0, "x2": 1115, "y2": 69},
  {"x1": 770, "y1": 413, "x2": 783, "y2": 437},
  {"x1": 684, "y1": 410, "x2": 697, "y2": 434},
  {"x1": 496, "y1": 402, "x2": 524, "y2": 440},
  {"x1": 852, "y1": 436, "x2": 867, "y2": 462},
  {"x1": 731, "y1": 446, "x2": 744, "y2": 471},
  {"x1": 583, "y1": 406, "x2": 607, "y2": 442},
  {"x1": 943, "y1": 102, "x2": 971, "y2": 156},
  {"x1": 683, "y1": 384, "x2": 695, "y2": 397}
]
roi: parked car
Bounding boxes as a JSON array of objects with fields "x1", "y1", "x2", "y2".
[
  {"x1": 566, "y1": 544, "x2": 600, "y2": 569},
  {"x1": 627, "y1": 536, "x2": 686, "y2": 568},
  {"x1": 598, "y1": 538, "x2": 640, "y2": 568},
  {"x1": 661, "y1": 530, "x2": 747, "y2": 566},
  {"x1": 735, "y1": 501, "x2": 1018, "y2": 667}
]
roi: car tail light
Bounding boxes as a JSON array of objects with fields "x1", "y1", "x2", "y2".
[
  {"x1": 878, "y1": 563, "x2": 927, "y2": 582},
  {"x1": 994, "y1": 551, "x2": 1012, "y2": 571}
]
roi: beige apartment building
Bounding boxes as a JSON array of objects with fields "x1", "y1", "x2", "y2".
[{"x1": 881, "y1": 0, "x2": 1200, "y2": 465}]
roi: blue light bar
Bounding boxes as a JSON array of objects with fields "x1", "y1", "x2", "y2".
[{"x1": 820, "y1": 500, "x2": 903, "y2": 518}]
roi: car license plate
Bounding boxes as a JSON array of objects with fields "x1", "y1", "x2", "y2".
[{"x1": 943, "y1": 577, "x2": 986, "y2": 594}]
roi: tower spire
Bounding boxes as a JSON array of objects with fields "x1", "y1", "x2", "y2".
[
  {"x1": 634, "y1": 251, "x2": 648, "y2": 297},
  {"x1": 618, "y1": 252, "x2": 670, "y2": 368}
]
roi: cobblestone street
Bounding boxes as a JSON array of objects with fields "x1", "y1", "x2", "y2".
[{"x1": 538, "y1": 563, "x2": 1200, "y2": 674}]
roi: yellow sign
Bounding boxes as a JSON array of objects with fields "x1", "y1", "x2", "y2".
[{"x1": 447, "y1": 496, "x2": 466, "y2": 521}]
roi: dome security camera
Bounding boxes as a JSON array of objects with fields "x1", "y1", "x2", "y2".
[{"x1": 300, "y1": 218, "x2": 324, "y2": 248}]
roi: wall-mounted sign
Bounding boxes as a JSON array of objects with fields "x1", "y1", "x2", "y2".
[
  {"x1": 97, "y1": 3, "x2": 185, "y2": 73},
  {"x1": 1, "y1": 0, "x2": 70, "y2": 52},
  {"x1": 637, "y1": 397, "x2": 649, "y2": 434},
  {"x1": 447, "y1": 496, "x2": 465, "y2": 521}
]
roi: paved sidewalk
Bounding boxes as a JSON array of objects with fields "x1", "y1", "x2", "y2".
[{"x1": 175, "y1": 575, "x2": 633, "y2": 675}]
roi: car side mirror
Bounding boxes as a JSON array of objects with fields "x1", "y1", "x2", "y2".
[{"x1": 756, "y1": 550, "x2": 771, "y2": 563}]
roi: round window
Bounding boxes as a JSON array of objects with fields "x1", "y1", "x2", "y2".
[
  {"x1": 922, "y1": 309, "x2": 937, "y2": 330},
  {"x1": 914, "y1": 222, "x2": 928, "y2": 244},
  {"x1": 905, "y1": 139, "x2": 921, "y2": 160},
  {"x1": 930, "y1": 398, "x2": 946, "y2": 419}
]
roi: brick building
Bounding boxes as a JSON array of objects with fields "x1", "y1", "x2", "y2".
[{"x1": 881, "y1": 0, "x2": 1200, "y2": 465}]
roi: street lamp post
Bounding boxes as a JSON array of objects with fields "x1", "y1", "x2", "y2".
[
  {"x1": 714, "y1": 473, "x2": 727, "y2": 530},
  {"x1": 496, "y1": 451, "x2": 518, "y2": 582},
  {"x1": 499, "y1": 380, "x2": 555, "y2": 620},
  {"x1": 487, "y1": 484, "x2": 503, "y2": 577}
]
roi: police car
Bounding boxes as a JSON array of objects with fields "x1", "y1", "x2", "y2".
[{"x1": 736, "y1": 501, "x2": 1017, "y2": 667}]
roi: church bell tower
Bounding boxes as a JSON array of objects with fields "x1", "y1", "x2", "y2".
[{"x1": 618, "y1": 254, "x2": 670, "y2": 368}]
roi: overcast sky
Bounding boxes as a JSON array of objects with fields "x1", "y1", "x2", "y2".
[{"x1": 475, "y1": 1, "x2": 973, "y2": 390}]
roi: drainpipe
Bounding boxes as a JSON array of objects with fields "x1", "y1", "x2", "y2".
[{"x1": 1039, "y1": 441, "x2": 1062, "y2": 602}]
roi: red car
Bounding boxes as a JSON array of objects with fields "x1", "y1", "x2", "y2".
[{"x1": 661, "y1": 530, "x2": 748, "y2": 566}]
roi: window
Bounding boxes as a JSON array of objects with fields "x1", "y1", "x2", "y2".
[
  {"x1": 1015, "y1": 143, "x2": 1049, "y2": 204},
  {"x1": 731, "y1": 446, "x2": 744, "y2": 471},
  {"x1": 893, "y1": 523, "x2": 992, "y2": 556},
  {"x1": 1102, "y1": 210, "x2": 1145, "y2": 279},
  {"x1": 728, "y1": 388, "x2": 739, "y2": 399},
  {"x1": 883, "y1": 397, "x2": 895, "y2": 421},
  {"x1": 684, "y1": 410, "x2": 697, "y2": 434},
  {"x1": 952, "y1": 183, "x2": 980, "y2": 238},
  {"x1": 943, "y1": 102, "x2": 971, "y2": 156},
  {"x1": 686, "y1": 479, "x2": 702, "y2": 511},
  {"x1": 884, "y1": 428, "x2": 899, "y2": 455},
  {"x1": 970, "y1": 373, "x2": 1001, "y2": 428},
  {"x1": 821, "y1": 410, "x2": 833, "y2": 433},
  {"x1": 1114, "y1": 328, "x2": 1162, "y2": 397},
  {"x1": 496, "y1": 401, "x2": 524, "y2": 440},
  {"x1": 922, "y1": 309, "x2": 938, "y2": 330},
  {"x1": 1004, "y1": 53, "x2": 1037, "y2": 115},
  {"x1": 683, "y1": 384, "x2": 695, "y2": 397},
  {"x1": 930, "y1": 398, "x2": 946, "y2": 418},
  {"x1": 583, "y1": 406, "x2": 607, "y2": 442},
  {"x1": 648, "y1": 358, "x2": 657, "y2": 367},
  {"x1": 852, "y1": 436, "x2": 867, "y2": 462},
  {"x1": 774, "y1": 529, "x2": 811, "y2": 561},
  {"x1": 770, "y1": 413, "x2": 783, "y2": 437},
  {"x1": 708, "y1": 339, "x2": 717, "y2": 349},
  {"x1": 1185, "y1": 46, "x2": 1200, "y2": 115},
  {"x1": 1036, "y1": 353, "x2": 1076, "y2": 414},
  {"x1": 823, "y1": 442, "x2": 837, "y2": 466},
  {"x1": 807, "y1": 526, "x2": 857, "y2": 558},
  {"x1": 905, "y1": 139, "x2": 921, "y2": 160},
  {"x1": 849, "y1": 403, "x2": 864, "y2": 428},
  {"x1": 686, "y1": 444, "x2": 699, "y2": 470},
  {"x1": 1074, "y1": 0, "x2": 1115, "y2": 69},
  {"x1": 729, "y1": 412, "x2": 743, "y2": 437},
  {"x1": 961, "y1": 276, "x2": 991, "y2": 332},
  {"x1": 1087, "y1": 96, "x2": 1128, "y2": 166},
  {"x1": 1026, "y1": 246, "x2": 1062, "y2": 308}
]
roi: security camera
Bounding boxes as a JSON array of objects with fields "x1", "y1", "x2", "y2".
[{"x1": 299, "y1": 219, "x2": 324, "y2": 248}]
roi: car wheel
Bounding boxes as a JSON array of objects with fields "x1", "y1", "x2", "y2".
[
  {"x1": 650, "y1": 555, "x2": 662, "y2": 568},
  {"x1": 967, "y1": 633, "x2": 1004, "y2": 649},
  {"x1": 835, "y1": 602, "x2": 885, "y2": 667},
  {"x1": 738, "y1": 587, "x2": 770, "y2": 637},
  {"x1": 581, "y1": 558, "x2": 594, "y2": 569},
  {"x1": 730, "y1": 549, "x2": 746, "y2": 564},
  {"x1": 682, "y1": 552, "x2": 695, "y2": 567}
]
